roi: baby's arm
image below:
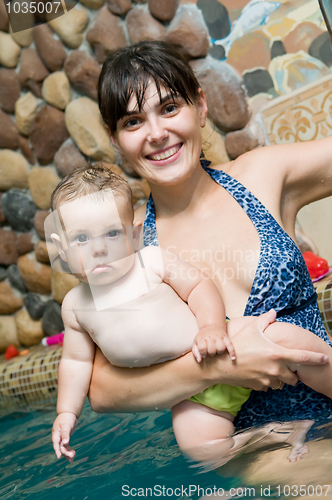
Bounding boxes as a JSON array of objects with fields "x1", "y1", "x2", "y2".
[
  {"x1": 155, "y1": 248, "x2": 235, "y2": 362},
  {"x1": 52, "y1": 292, "x2": 95, "y2": 462}
]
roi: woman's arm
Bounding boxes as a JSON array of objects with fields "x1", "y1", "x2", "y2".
[{"x1": 88, "y1": 310, "x2": 328, "y2": 413}]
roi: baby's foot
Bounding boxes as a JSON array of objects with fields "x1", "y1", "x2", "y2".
[{"x1": 288, "y1": 443, "x2": 309, "y2": 463}]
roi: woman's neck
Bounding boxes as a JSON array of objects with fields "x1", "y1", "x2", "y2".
[{"x1": 149, "y1": 162, "x2": 216, "y2": 217}]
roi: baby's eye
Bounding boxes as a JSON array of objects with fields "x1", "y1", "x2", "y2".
[
  {"x1": 106, "y1": 230, "x2": 119, "y2": 238},
  {"x1": 76, "y1": 234, "x2": 89, "y2": 244}
]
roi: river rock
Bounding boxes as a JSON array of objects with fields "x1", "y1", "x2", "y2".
[
  {"x1": 1, "y1": 189, "x2": 38, "y2": 232},
  {"x1": 33, "y1": 24, "x2": 67, "y2": 72},
  {"x1": 149, "y1": 0, "x2": 179, "y2": 22},
  {"x1": 0, "y1": 281, "x2": 23, "y2": 315},
  {"x1": 209, "y1": 44, "x2": 225, "y2": 60},
  {"x1": 10, "y1": 24, "x2": 34, "y2": 48},
  {"x1": 271, "y1": 40, "x2": 287, "y2": 60},
  {"x1": 42, "y1": 300, "x2": 64, "y2": 336},
  {"x1": 34, "y1": 210, "x2": 50, "y2": 240},
  {"x1": 17, "y1": 253, "x2": 52, "y2": 294},
  {"x1": 227, "y1": 31, "x2": 271, "y2": 74},
  {"x1": 126, "y1": 8, "x2": 166, "y2": 44},
  {"x1": 243, "y1": 69, "x2": 274, "y2": 98},
  {"x1": 0, "y1": 267, "x2": 7, "y2": 281},
  {"x1": 18, "y1": 48, "x2": 50, "y2": 98},
  {"x1": 28, "y1": 167, "x2": 61, "y2": 210},
  {"x1": 8, "y1": 264, "x2": 27, "y2": 293},
  {"x1": 269, "y1": 51, "x2": 330, "y2": 95},
  {"x1": 47, "y1": 4, "x2": 89, "y2": 49},
  {"x1": 167, "y1": 4, "x2": 210, "y2": 58},
  {"x1": 309, "y1": 32, "x2": 332, "y2": 67},
  {"x1": 29, "y1": 106, "x2": 69, "y2": 165},
  {"x1": 0, "y1": 69, "x2": 21, "y2": 114},
  {"x1": 0, "y1": 150, "x2": 29, "y2": 191},
  {"x1": 0, "y1": 229, "x2": 18, "y2": 266},
  {"x1": 42, "y1": 72, "x2": 71, "y2": 110},
  {"x1": 283, "y1": 22, "x2": 324, "y2": 54},
  {"x1": 16, "y1": 308, "x2": 44, "y2": 346},
  {"x1": 0, "y1": 317, "x2": 19, "y2": 353},
  {"x1": 107, "y1": 0, "x2": 132, "y2": 15},
  {"x1": 15, "y1": 92, "x2": 39, "y2": 136},
  {"x1": 80, "y1": 0, "x2": 105, "y2": 8},
  {"x1": 197, "y1": 0, "x2": 230, "y2": 40},
  {"x1": 54, "y1": 141, "x2": 86, "y2": 177},
  {"x1": 201, "y1": 118, "x2": 229, "y2": 165},
  {"x1": 0, "y1": 194, "x2": 6, "y2": 225},
  {"x1": 65, "y1": 97, "x2": 115, "y2": 161},
  {"x1": 35, "y1": 241, "x2": 50, "y2": 264},
  {"x1": 87, "y1": 7, "x2": 127, "y2": 64},
  {"x1": 24, "y1": 293, "x2": 48, "y2": 320},
  {"x1": 64, "y1": 51, "x2": 101, "y2": 101},
  {"x1": 17, "y1": 234, "x2": 34, "y2": 257},
  {"x1": 225, "y1": 117, "x2": 265, "y2": 160},
  {"x1": 0, "y1": 110, "x2": 19, "y2": 150},
  {"x1": 51, "y1": 269, "x2": 79, "y2": 304},
  {"x1": 0, "y1": 0, "x2": 9, "y2": 31},
  {"x1": 18, "y1": 136, "x2": 35, "y2": 165},
  {"x1": 191, "y1": 56, "x2": 250, "y2": 132},
  {"x1": 0, "y1": 32, "x2": 21, "y2": 68}
]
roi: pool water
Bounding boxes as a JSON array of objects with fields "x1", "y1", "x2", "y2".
[{"x1": 1, "y1": 401, "x2": 332, "y2": 500}]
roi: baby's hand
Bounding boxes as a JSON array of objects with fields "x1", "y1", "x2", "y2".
[
  {"x1": 52, "y1": 412, "x2": 78, "y2": 463},
  {"x1": 192, "y1": 326, "x2": 236, "y2": 363}
]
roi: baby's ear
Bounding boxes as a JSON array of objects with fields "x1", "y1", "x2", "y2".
[
  {"x1": 132, "y1": 221, "x2": 143, "y2": 251},
  {"x1": 51, "y1": 233, "x2": 67, "y2": 262}
]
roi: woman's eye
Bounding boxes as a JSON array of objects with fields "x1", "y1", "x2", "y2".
[
  {"x1": 77, "y1": 234, "x2": 89, "y2": 244},
  {"x1": 106, "y1": 230, "x2": 119, "y2": 238},
  {"x1": 124, "y1": 118, "x2": 140, "y2": 129},
  {"x1": 164, "y1": 104, "x2": 177, "y2": 115}
]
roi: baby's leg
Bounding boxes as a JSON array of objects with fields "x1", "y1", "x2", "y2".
[
  {"x1": 172, "y1": 400, "x2": 256, "y2": 462},
  {"x1": 264, "y1": 322, "x2": 332, "y2": 399}
]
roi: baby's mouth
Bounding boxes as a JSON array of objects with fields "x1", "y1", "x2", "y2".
[
  {"x1": 146, "y1": 144, "x2": 182, "y2": 161},
  {"x1": 93, "y1": 264, "x2": 110, "y2": 274}
]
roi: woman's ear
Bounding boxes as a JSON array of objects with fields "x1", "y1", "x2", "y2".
[
  {"x1": 51, "y1": 233, "x2": 67, "y2": 262},
  {"x1": 111, "y1": 134, "x2": 124, "y2": 156},
  {"x1": 197, "y1": 88, "x2": 208, "y2": 128}
]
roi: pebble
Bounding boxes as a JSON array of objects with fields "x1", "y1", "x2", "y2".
[
  {"x1": 10, "y1": 24, "x2": 34, "y2": 48},
  {"x1": 0, "y1": 150, "x2": 29, "y2": 191},
  {"x1": 35, "y1": 241, "x2": 50, "y2": 264},
  {"x1": 15, "y1": 308, "x2": 44, "y2": 347},
  {"x1": 191, "y1": 56, "x2": 249, "y2": 132},
  {"x1": 17, "y1": 253, "x2": 52, "y2": 294},
  {"x1": 29, "y1": 106, "x2": 69, "y2": 165},
  {"x1": 271, "y1": 40, "x2": 287, "y2": 60},
  {"x1": 51, "y1": 269, "x2": 80, "y2": 304},
  {"x1": 0, "y1": 69, "x2": 21, "y2": 114},
  {"x1": 0, "y1": 228, "x2": 18, "y2": 266},
  {"x1": 197, "y1": 0, "x2": 230, "y2": 40},
  {"x1": 64, "y1": 50, "x2": 101, "y2": 101},
  {"x1": 0, "y1": 281, "x2": 23, "y2": 315},
  {"x1": 65, "y1": 97, "x2": 115, "y2": 161},
  {"x1": 1, "y1": 189, "x2": 38, "y2": 232},
  {"x1": 42, "y1": 300, "x2": 64, "y2": 336},
  {"x1": 0, "y1": 32, "x2": 21, "y2": 68},
  {"x1": 0, "y1": 0, "x2": 9, "y2": 31},
  {"x1": 80, "y1": 0, "x2": 106, "y2": 8},
  {"x1": 54, "y1": 141, "x2": 86, "y2": 178},
  {"x1": 87, "y1": 7, "x2": 127, "y2": 64},
  {"x1": 7, "y1": 264, "x2": 28, "y2": 294},
  {"x1": 227, "y1": 31, "x2": 271, "y2": 74},
  {"x1": 149, "y1": 0, "x2": 179, "y2": 22},
  {"x1": 0, "y1": 267, "x2": 8, "y2": 282},
  {"x1": 33, "y1": 24, "x2": 67, "y2": 72},
  {"x1": 16, "y1": 233, "x2": 34, "y2": 256},
  {"x1": 107, "y1": 0, "x2": 132, "y2": 16},
  {"x1": 0, "y1": 110, "x2": 19, "y2": 150},
  {"x1": 167, "y1": 4, "x2": 210, "y2": 58},
  {"x1": 47, "y1": 4, "x2": 89, "y2": 49},
  {"x1": 0, "y1": 317, "x2": 19, "y2": 353},
  {"x1": 18, "y1": 48, "x2": 50, "y2": 98},
  {"x1": 24, "y1": 292, "x2": 48, "y2": 320},
  {"x1": 34, "y1": 210, "x2": 50, "y2": 240},
  {"x1": 243, "y1": 69, "x2": 275, "y2": 98},
  {"x1": 15, "y1": 92, "x2": 39, "y2": 137},
  {"x1": 126, "y1": 7, "x2": 166, "y2": 44},
  {"x1": 308, "y1": 32, "x2": 332, "y2": 68},
  {"x1": 28, "y1": 166, "x2": 61, "y2": 210},
  {"x1": 18, "y1": 136, "x2": 36, "y2": 165},
  {"x1": 283, "y1": 21, "x2": 324, "y2": 54},
  {"x1": 42, "y1": 72, "x2": 71, "y2": 110}
]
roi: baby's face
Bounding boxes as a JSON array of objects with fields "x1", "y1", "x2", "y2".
[{"x1": 55, "y1": 192, "x2": 138, "y2": 286}]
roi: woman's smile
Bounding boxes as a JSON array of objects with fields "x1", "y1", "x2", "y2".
[{"x1": 146, "y1": 143, "x2": 183, "y2": 165}]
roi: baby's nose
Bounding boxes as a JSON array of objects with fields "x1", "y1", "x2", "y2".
[{"x1": 92, "y1": 236, "x2": 108, "y2": 256}]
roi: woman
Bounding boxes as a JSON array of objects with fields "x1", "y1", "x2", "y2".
[{"x1": 89, "y1": 41, "x2": 332, "y2": 430}]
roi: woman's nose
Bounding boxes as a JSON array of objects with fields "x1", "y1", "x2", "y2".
[{"x1": 147, "y1": 117, "x2": 168, "y2": 143}]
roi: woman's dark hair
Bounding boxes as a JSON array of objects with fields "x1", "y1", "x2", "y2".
[{"x1": 98, "y1": 41, "x2": 201, "y2": 134}]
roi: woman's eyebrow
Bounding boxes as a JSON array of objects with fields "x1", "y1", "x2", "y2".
[{"x1": 124, "y1": 93, "x2": 179, "y2": 117}]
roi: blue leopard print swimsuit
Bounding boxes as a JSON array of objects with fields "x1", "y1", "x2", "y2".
[{"x1": 143, "y1": 161, "x2": 332, "y2": 429}]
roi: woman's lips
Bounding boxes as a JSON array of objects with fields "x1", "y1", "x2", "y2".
[
  {"x1": 93, "y1": 265, "x2": 110, "y2": 274},
  {"x1": 146, "y1": 143, "x2": 182, "y2": 164}
]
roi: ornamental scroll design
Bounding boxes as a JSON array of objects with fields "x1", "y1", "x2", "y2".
[{"x1": 267, "y1": 90, "x2": 332, "y2": 145}]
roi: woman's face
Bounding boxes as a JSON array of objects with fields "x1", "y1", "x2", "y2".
[{"x1": 112, "y1": 82, "x2": 208, "y2": 187}]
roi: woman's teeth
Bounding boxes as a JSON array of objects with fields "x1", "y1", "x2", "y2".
[{"x1": 149, "y1": 145, "x2": 180, "y2": 161}]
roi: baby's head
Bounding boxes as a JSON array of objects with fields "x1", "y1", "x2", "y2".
[{"x1": 49, "y1": 162, "x2": 141, "y2": 285}]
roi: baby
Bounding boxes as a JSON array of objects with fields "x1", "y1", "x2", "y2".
[{"x1": 50, "y1": 163, "x2": 332, "y2": 464}]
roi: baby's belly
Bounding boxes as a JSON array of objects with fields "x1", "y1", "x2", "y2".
[{"x1": 92, "y1": 283, "x2": 200, "y2": 368}]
